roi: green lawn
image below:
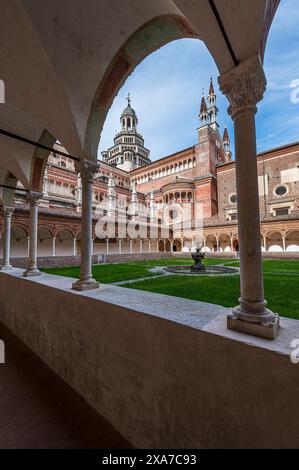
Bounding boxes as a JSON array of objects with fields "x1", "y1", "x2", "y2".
[
  {"x1": 123, "y1": 259, "x2": 299, "y2": 319},
  {"x1": 41, "y1": 262, "x2": 159, "y2": 284},
  {"x1": 42, "y1": 258, "x2": 299, "y2": 320},
  {"x1": 42, "y1": 257, "x2": 228, "y2": 283}
]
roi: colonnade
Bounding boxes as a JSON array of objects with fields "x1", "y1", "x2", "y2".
[{"x1": 0, "y1": 56, "x2": 281, "y2": 338}]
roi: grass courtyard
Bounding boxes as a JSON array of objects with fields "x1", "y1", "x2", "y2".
[{"x1": 42, "y1": 258, "x2": 299, "y2": 320}]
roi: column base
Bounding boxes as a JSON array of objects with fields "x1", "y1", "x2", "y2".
[
  {"x1": 23, "y1": 269, "x2": 41, "y2": 277},
  {"x1": 0, "y1": 264, "x2": 13, "y2": 271},
  {"x1": 72, "y1": 278, "x2": 99, "y2": 291},
  {"x1": 228, "y1": 300, "x2": 279, "y2": 340}
]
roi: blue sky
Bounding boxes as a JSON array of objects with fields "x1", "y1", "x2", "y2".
[{"x1": 98, "y1": 0, "x2": 299, "y2": 161}]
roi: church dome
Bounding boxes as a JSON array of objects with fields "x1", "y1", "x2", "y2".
[{"x1": 121, "y1": 94, "x2": 137, "y2": 120}]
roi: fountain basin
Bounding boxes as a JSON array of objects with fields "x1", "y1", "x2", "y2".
[{"x1": 164, "y1": 265, "x2": 239, "y2": 275}]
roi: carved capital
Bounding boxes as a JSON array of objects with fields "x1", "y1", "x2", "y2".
[
  {"x1": 27, "y1": 191, "x2": 43, "y2": 206},
  {"x1": 2, "y1": 206, "x2": 14, "y2": 217},
  {"x1": 76, "y1": 159, "x2": 99, "y2": 183},
  {"x1": 218, "y1": 56, "x2": 266, "y2": 117}
]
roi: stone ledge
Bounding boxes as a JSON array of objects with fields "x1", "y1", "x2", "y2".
[
  {"x1": 1, "y1": 269, "x2": 299, "y2": 448},
  {"x1": 2, "y1": 268, "x2": 299, "y2": 355}
]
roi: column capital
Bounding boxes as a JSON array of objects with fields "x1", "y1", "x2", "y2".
[
  {"x1": 2, "y1": 206, "x2": 14, "y2": 217},
  {"x1": 218, "y1": 56, "x2": 266, "y2": 118},
  {"x1": 27, "y1": 191, "x2": 43, "y2": 205},
  {"x1": 76, "y1": 159, "x2": 99, "y2": 183}
]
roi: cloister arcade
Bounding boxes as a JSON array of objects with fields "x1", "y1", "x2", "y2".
[
  {"x1": 1, "y1": 222, "x2": 299, "y2": 259},
  {"x1": 263, "y1": 229, "x2": 299, "y2": 252},
  {"x1": 132, "y1": 157, "x2": 196, "y2": 185}
]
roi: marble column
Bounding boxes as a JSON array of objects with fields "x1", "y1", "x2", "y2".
[
  {"x1": 24, "y1": 192, "x2": 42, "y2": 277},
  {"x1": 219, "y1": 56, "x2": 279, "y2": 339},
  {"x1": 73, "y1": 237, "x2": 77, "y2": 256},
  {"x1": 52, "y1": 237, "x2": 56, "y2": 257},
  {"x1": 282, "y1": 235, "x2": 286, "y2": 252},
  {"x1": 119, "y1": 239, "x2": 122, "y2": 254},
  {"x1": 130, "y1": 239, "x2": 133, "y2": 254},
  {"x1": 106, "y1": 238, "x2": 109, "y2": 255},
  {"x1": 72, "y1": 160, "x2": 99, "y2": 291},
  {"x1": 27, "y1": 236, "x2": 30, "y2": 257},
  {"x1": 1, "y1": 207, "x2": 14, "y2": 270},
  {"x1": 139, "y1": 239, "x2": 142, "y2": 253},
  {"x1": 216, "y1": 237, "x2": 219, "y2": 252},
  {"x1": 191, "y1": 238, "x2": 195, "y2": 251},
  {"x1": 263, "y1": 236, "x2": 267, "y2": 252},
  {"x1": 148, "y1": 241, "x2": 151, "y2": 253}
]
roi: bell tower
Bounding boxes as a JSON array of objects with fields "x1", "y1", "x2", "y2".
[
  {"x1": 101, "y1": 95, "x2": 151, "y2": 172},
  {"x1": 195, "y1": 80, "x2": 222, "y2": 218}
]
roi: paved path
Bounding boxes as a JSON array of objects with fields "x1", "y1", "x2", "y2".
[
  {"x1": 112, "y1": 267, "x2": 171, "y2": 285},
  {"x1": 0, "y1": 322, "x2": 131, "y2": 449}
]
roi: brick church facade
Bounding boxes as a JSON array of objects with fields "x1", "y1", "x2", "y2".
[{"x1": 1, "y1": 80, "x2": 299, "y2": 258}]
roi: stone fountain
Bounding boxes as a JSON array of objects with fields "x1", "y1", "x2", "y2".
[
  {"x1": 190, "y1": 248, "x2": 206, "y2": 272},
  {"x1": 164, "y1": 247, "x2": 238, "y2": 276}
]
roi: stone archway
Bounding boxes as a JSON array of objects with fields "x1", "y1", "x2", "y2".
[
  {"x1": 10, "y1": 225, "x2": 28, "y2": 258},
  {"x1": 183, "y1": 238, "x2": 193, "y2": 252},
  {"x1": 56, "y1": 229, "x2": 74, "y2": 256},
  {"x1": 233, "y1": 238, "x2": 239, "y2": 252},
  {"x1": 218, "y1": 233, "x2": 231, "y2": 252},
  {"x1": 286, "y1": 230, "x2": 299, "y2": 252},
  {"x1": 165, "y1": 240, "x2": 171, "y2": 252},
  {"x1": 205, "y1": 234, "x2": 217, "y2": 252},
  {"x1": 37, "y1": 227, "x2": 53, "y2": 256},
  {"x1": 173, "y1": 239, "x2": 182, "y2": 252},
  {"x1": 266, "y1": 230, "x2": 283, "y2": 252},
  {"x1": 86, "y1": 15, "x2": 199, "y2": 158},
  {"x1": 158, "y1": 240, "x2": 165, "y2": 252}
]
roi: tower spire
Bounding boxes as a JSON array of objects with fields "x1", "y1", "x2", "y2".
[
  {"x1": 200, "y1": 95, "x2": 207, "y2": 114},
  {"x1": 223, "y1": 125, "x2": 232, "y2": 161},
  {"x1": 199, "y1": 90, "x2": 208, "y2": 127},
  {"x1": 223, "y1": 125, "x2": 229, "y2": 143},
  {"x1": 207, "y1": 77, "x2": 218, "y2": 130},
  {"x1": 209, "y1": 77, "x2": 215, "y2": 96}
]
